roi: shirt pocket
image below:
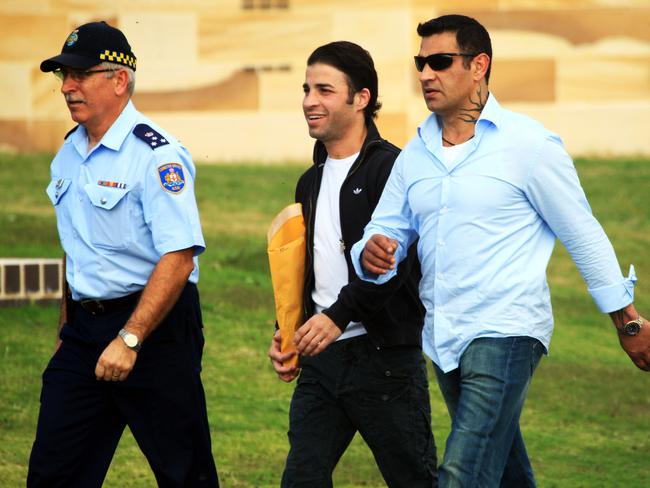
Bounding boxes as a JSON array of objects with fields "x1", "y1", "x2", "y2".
[
  {"x1": 46, "y1": 178, "x2": 72, "y2": 206},
  {"x1": 84, "y1": 184, "x2": 132, "y2": 250}
]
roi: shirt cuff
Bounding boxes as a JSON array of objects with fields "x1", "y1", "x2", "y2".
[
  {"x1": 156, "y1": 236, "x2": 205, "y2": 258},
  {"x1": 588, "y1": 264, "x2": 636, "y2": 313},
  {"x1": 350, "y1": 239, "x2": 398, "y2": 284}
]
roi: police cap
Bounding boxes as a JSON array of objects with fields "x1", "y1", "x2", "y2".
[{"x1": 40, "y1": 21, "x2": 137, "y2": 72}]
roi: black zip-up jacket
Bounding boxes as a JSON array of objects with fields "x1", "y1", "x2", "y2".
[{"x1": 295, "y1": 120, "x2": 425, "y2": 348}]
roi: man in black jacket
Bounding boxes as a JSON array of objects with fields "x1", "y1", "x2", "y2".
[{"x1": 268, "y1": 41, "x2": 437, "y2": 488}]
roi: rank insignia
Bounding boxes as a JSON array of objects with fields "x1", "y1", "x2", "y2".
[
  {"x1": 158, "y1": 163, "x2": 185, "y2": 194},
  {"x1": 133, "y1": 123, "x2": 170, "y2": 149}
]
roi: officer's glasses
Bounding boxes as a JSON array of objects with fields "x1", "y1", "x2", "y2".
[
  {"x1": 413, "y1": 53, "x2": 478, "y2": 72},
  {"x1": 52, "y1": 68, "x2": 118, "y2": 82}
]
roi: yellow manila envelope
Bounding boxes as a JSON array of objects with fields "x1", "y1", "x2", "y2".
[{"x1": 267, "y1": 203, "x2": 306, "y2": 369}]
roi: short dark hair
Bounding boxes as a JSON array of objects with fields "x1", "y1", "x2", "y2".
[
  {"x1": 307, "y1": 41, "x2": 381, "y2": 123},
  {"x1": 417, "y1": 15, "x2": 492, "y2": 83}
]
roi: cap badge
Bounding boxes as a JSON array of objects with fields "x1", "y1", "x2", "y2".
[{"x1": 66, "y1": 30, "x2": 79, "y2": 47}]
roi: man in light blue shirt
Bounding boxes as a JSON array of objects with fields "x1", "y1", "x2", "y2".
[
  {"x1": 351, "y1": 14, "x2": 649, "y2": 488},
  {"x1": 28, "y1": 21, "x2": 218, "y2": 487}
]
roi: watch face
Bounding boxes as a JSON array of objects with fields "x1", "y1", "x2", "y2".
[
  {"x1": 624, "y1": 322, "x2": 641, "y2": 336},
  {"x1": 124, "y1": 333, "x2": 138, "y2": 347}
]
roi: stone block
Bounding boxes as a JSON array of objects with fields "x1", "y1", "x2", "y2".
[
  {"x1": 133, "y1": 69, "x2": 259, "y2": 111},
  {"x1": 490, "y1": 58, "x2": 556, "y2": 102}
]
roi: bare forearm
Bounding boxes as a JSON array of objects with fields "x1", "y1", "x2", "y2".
[{"x1": 123, "y1": 248, "x2": 195, "y2": 342}]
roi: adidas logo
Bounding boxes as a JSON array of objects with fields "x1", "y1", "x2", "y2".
[{"x1": 353, "y1": 188, "x2": 363, "y2": 195}]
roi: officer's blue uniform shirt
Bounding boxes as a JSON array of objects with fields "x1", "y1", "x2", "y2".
[{"x1": 46, "y1": 100, "x2": 205, "y2": 301}]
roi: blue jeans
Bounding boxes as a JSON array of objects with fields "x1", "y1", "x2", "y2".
[{"x1": 433, "y1": 336, "x2": 545, "y2": 488}]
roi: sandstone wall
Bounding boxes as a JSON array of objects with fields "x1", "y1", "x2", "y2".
[{"x1": 1, "y1": 0, "x2": 648, "y2": 161}]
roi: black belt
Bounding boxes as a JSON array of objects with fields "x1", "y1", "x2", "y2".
[{"x1": 75, "y1": 292, "x2": 141, "y2": 316}]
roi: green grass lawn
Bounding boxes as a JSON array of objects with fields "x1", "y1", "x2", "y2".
[{"x1": 0, "y1": 152, "x2": 649, "y2": 487}]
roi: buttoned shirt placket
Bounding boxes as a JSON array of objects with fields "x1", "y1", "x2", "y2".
[{"x1": 428, "y1": 135, "x2": 475, "y2": 368}]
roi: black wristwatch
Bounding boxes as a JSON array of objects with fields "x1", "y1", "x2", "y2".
[{"x1": 619, "y1": 317, "x2": 644, "y2": 337}]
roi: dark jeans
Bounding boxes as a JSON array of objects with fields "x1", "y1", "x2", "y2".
[
  {"x1": 433, "y1": 336, "x2": 545, "y2": 488},
  {"x1": 282, "y1": 335, "x2": 437, "y2": 488},
  {"x1": 27, "y1": 284, "x2": 219, "y2": 488}
]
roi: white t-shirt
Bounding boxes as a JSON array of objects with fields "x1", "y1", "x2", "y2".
[
  {"x1": 312, "y1": 152, "x2": 367, "y2": 341},
  {"x1": 441, "y1": 138, "x2": 473, "y2": 169}
]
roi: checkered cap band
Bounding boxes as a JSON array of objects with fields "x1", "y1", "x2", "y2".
[{"x1": 99, "y1": 50, "x2": 137, "y2": 69}]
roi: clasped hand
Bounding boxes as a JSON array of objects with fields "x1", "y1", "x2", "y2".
[
  {"x1": 268, "y1": 314, "x2": 342, "y2": 382},
  {"x1": 361, "y1": 234, "x2": 398, "y2": 275}
]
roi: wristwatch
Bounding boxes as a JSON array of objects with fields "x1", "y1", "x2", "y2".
[
  {"x1": 619, "y1": 316, "x2": 644, "y2": 337},
  {"x1": 118, "y1": 328, "x2": 142, "y2": 352}
]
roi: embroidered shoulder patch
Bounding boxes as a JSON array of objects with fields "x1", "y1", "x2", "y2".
[
  {"x1": 158, "y1": 163, "x2": 185, "y2": 194},
  {"x1": 133, "y1": 123, "x2": 170, "y2": 149}
]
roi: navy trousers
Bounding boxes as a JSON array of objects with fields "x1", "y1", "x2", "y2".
[{"x1": 27, "y1": 284, "x2": 219, "y2": 488}]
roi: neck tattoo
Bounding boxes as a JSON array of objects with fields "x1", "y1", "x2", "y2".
[
  {"x1": 458, "y1": 85, "x2": 487, "y2": 124},
  {"x1": 442, "y1": 86, "x2": 487, "y2": 147}
]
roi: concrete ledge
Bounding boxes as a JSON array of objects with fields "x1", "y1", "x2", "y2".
[{"x1": 0, "y1": 257, "x2": 63, "y2": 304}]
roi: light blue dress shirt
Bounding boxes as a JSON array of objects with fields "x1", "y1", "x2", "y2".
[
  {"x1": 45, "y1": 101, "x2": 205, "y2": 301},
  {"x1": 351, "y1": 94, "x2": 635, "y2": 372}
]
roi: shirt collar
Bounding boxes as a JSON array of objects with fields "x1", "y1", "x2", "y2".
[
  {"x1": 100, "y1": 100, "x2": 138, "y2": 151},
  {"x1": 66, "y1": 123, "x2": 87, "y2": 158},
  {"x1": 417, "y1": 91, "x2": 503, "y2": 147},
  {"x1": 66, "y1": 100, "x2": 138, "y2": 158},
  {"x1": 478, "y1": 92, "x2": 502, "y2": 129}
]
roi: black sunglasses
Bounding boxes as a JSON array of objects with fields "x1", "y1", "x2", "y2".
[{"x1": 414, "y1": 53, "x2": 478, "y2": 72}]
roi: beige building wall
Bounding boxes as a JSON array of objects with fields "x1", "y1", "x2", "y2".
[{"x1": 1, "y1": 0, "x2": 649, "y2": 162}]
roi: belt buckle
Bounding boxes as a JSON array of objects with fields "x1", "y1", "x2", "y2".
[{"x1": 80, "y1": 299, "x2": 105, "y2": 316}]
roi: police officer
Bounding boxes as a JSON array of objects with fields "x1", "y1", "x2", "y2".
[{"x1": 27, "y1": 21, "x2": 219, "y2": 487}]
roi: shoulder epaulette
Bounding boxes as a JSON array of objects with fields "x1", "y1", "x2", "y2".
[
  {"x1": 64, "y1": 125, "x2": 79, "y2": 140},
  {"x1": 133, "y1": 123, "x2": 170, "y2": 150}
]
